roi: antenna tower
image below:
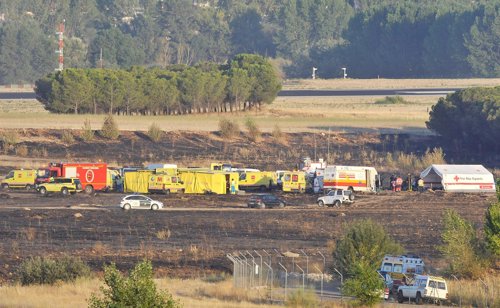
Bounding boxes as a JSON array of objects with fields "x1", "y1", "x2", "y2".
[{"x1": 55, "y1": 20, "x2": 65, "y2": 71}]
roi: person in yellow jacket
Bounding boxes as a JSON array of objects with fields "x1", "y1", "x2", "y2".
[{"x1": 418, "y1": 178, "x2": 424, "y2": 192}]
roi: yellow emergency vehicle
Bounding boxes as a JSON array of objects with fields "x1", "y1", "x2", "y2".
[
  {"x1": 238, "y1": 171, "x2": 275, "y2": 191},
  {"x1": 148, "y1": 174, "x2": 185, "y2": 194},
  {"x1": 282, "y1": 171, "x2": 306, "y2": 193},
  {"x1": 1, "y1": 169, "x2": 38, "y2": 191}
]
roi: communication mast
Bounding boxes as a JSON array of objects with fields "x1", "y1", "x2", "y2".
[{"x1": 55, "y1": 20, "x2": 65, "y2": 71}]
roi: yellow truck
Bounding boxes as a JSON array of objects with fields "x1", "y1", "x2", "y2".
[
  {"x1": 282, "y1": 171, "x2": 307, "y2": 193},
  {"x1": 148, "y1": 174, "x2": 185, "y2": 194},
  {"x1": 1, "y1": 169, "x2": 38, "y2": 191},
  {"x1": 180, "y1": 171, "x2": 239, "y2": 194},
  {"x1": 238, "y1": 171, "x2": 275, "y2": 191}
]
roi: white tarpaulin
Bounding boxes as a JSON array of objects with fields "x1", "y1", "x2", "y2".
[{"x1": 420, "y1": 164, "x2": 496, "y2": 193}]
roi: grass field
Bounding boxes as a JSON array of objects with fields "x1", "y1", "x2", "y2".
[
  {"x1": 0, "y1": 95, "x2": 438, "y2": 134},
  {"x1": 283, "y1": 78, "x2": 500, "y2": 90},
  {"x1": 1, "y1": 78, "x2": 498, "y2": 134}
]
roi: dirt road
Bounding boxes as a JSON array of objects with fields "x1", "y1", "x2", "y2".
[{"x1": 0, "y1": 190, "x2": 495, "y2": 283}]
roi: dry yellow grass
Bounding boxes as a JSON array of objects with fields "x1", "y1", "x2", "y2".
[
  {"x1": 283, "y1": 78, "x2": 500, "y2": 90},
  {"x1": 447, "y1": 275, "x2": 500, "y2": 307}
]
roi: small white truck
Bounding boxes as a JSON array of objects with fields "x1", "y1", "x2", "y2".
[
  {"x1": 397, "y1": 275, "x2": 448, "y2": 305},
  {"x1": 317, "y1": 189, "x2": 354, "y2": 207}
]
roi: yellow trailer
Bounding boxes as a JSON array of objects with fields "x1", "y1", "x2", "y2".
[
  {"x1": 123, "y1": 170, "x2": 153, "y2": 193},
  {"x1": 180, "y1": 171, "x2": 239, "y2": 194},
  {"x1": 282, "y1": 171, "x2": 306, "y2": 193},
  {"x1": 1, "y1": 169, "x2": 38, "y2": 190}
]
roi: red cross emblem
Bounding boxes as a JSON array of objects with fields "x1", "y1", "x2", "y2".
[{"x1": 453, "y1": 175, "x2": 460, "y2": 182}]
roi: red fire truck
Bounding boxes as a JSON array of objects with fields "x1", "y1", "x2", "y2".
[{"x1": 36, "y1": 163, "x2": 109, "y2": 193}]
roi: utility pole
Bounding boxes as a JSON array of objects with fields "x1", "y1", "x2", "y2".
[{"x1": 55, "y1": 20, "x2": 65, "y2": 71}]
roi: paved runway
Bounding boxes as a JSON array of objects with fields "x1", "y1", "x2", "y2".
[{"x1": 0, "y1": 88, "x2": 461, "y2": 100}]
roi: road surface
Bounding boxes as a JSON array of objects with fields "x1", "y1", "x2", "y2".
[{"x1": 0, "y1": 88, "x2": 462, "y2": 100}]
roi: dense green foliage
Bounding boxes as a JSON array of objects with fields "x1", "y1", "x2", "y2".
[
  {"x1": 332, "y1": 219, "x2": 403, "y2": 275},
  {"x1": 342, "y1": 260, "x2": 384, "y2": 307},
  {"x1": 426, "y1": 86, "x2": 500, "y2": 153},
  {"x1": 34, "y1": 54, "x2": 280, "y2": 114},
  {"x1": 439, "y1": 209, "x2": 488, "y2": 279},
  {"x1": 1, "y1": 0, "x2": 499, "y2": 83},
  {"x1": 17, "y1": 256, "x2": 91, "y2": 285},
  {"x1": 485, "y1": 202, "x2": 500, "y2": 256},
  {"x1": 89, "y1": 260, "x2": 179, "y2": 308}
]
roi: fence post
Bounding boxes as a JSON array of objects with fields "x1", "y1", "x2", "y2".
[
  {"x1": 279, "y1": 262, "x2": 288, "y2": 303},
  {"x1": 296, "y1": 263, "x2": 305, "y2": 289},
  {"x1": 300, "y1": 249, "x2": 309, "y2": 277},
  {"x1": 254, "y1": 250, "x2": 263, "y2": 286},
  {"x1": 246, "y1": 251, "x2": 256, "y2": 287},
  {"x1": 227, "y1": 254, "x2": 237, "y2": 287},
  {"x1": 317, "y1": 250, "x2": 326, "y2": 270},
  {"x1": 314, "y1": 265, "x2": 324, "y2": 302},
  {"x1": 239, "y1": 252, "x2": 248, "y2": 288},
  {"x1": 451, "y1": 274, "x2": 462, "y2": 307},
  {"x1": 264, "y1": 261, "x2": 273, "y2": 303},
  {"x1": 479, "y1": 278, "x2": 488, "y2": 308}
]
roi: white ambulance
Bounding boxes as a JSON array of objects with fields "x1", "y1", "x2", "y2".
[{"x1": 323, "y1": 165, "x2": 378, "y2": 192}]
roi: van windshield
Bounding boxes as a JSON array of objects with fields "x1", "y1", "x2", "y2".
[
  {"x1": 393, "y1": 264, "x2": 403, "y2": 273},
  {"x1": 6, "y1": 171, "x2": 14, "y2": 179}
]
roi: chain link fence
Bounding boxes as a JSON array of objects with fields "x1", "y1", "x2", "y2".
[{"x1": 227, "y1": 249, "x2": 343, "y2": 303}]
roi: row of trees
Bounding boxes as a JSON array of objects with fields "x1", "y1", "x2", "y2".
[
  {"x1": 1, "y1": 0, "x2": 499, "y2": 83},
  {"x1": 34, "y1": 54, "x2": 281, "y2": 114},
  {"x1": 426, "y1": 86, "x2": 500, "y2": 153}
]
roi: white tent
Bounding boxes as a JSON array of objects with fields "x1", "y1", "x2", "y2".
[{"x1": 420, "y1": 164, "x2": 496, "y2": 193}]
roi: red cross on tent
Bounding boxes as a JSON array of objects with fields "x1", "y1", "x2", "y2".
[{"x1": 454, "y1": 175, "x2": 460, "y2": 182}]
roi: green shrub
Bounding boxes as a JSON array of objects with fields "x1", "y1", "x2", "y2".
[
  {"x1": 439, "y1": 209, "x2": 488, "y2": 278},
  {"x1": 374, "y1": 96, "x2": 411, "y2": 105},
  {"x1": 342, "y1": 260, "x2": 384, "y2": 307},
  {"x1": 333, "y1": 219, "x2": 403, "y2": 275},
  {"x1": 89, "y1": 260, "x2": 179, "y2": 308},
  {"x1": 147, "y1": 123, "x2": 163, "y2": 142},
  {"x1": 485, "y1": 202, "x2": 500, "y2": 257},
  {"x1": 61, "y1": 129, "x2": 75, "y2": 144},
  {"x1": 100, "y1": 115, "x2": 119, "y2": 140},
  {"x1": 272, "y1": 124, "x2": 287, "y2": 145},
  {"x1": 218, "y1": 118, "x2": 239, "y2": 139},
  {"x1": 286, "y1": 288, "x2": 319, "y2": 308},
  {"x1": 80, "y1": 119, "x2": 94, "y2": 142},
  {"x1": 244, "y1": 117, "x2": 261, "y2": 142},
  {"x1": 0, "y1": 130, "x2": 19, "y2": 153},
  {"x1": 14, "y1": 144, "x2": 29, "y2": 157},
  {"x1": 17, "y1": 256, "x2": 91, "y2": 285}
]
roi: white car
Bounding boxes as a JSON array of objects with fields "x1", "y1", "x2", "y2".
[
  {"x1": 317, "y1": 189, "x2": 354, "y2": 207},
  {"x1": 120, "y1": 195, "x2": 163, "y2": 211},
  {"x1": 397, "y1": 275, "x2": 448, "y2": 305}
]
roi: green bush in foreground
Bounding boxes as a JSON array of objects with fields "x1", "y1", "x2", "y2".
[
  {"x1": 286, "y1": 288, "x2": 319, "y2": 308},
  {"x1": 17, "y1": 256, "x2": 91, "y2": 285},
  {"x1": 342, "y1": 260, "x2": 385, "y2": 307},
  {"x1": 89, "y1": 260, "x2": 179, "y2": 308},
  {"x1": 485, "y1": 202, "x2": 500, "y2": 257}
]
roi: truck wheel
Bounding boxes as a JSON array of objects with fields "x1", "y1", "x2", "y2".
[
  {"x1": 1, "y1": 183, "x2": 9, "y2": 190},
  {"x1": 123, "y1": 203, "x2": 131, "y2": 210},
  {"x1": 163, "y1": 189, "x2": 170, "y2": 195},
  {"x1": 25, "y1": 184, "x2": 33, "y2": 191},
  {"x1": 258, "y1": 202, "x2": 266, "y2": 209},
  {"x1": 318, "y1": 200, "x2": 325, "y2": 207},
  {"x1": 397, "y1": 291, "x2": 404, "y2": 303},
  {"x1": 39, "y1": 187, "x2": 47, "y2": 196},
  {"x1": 334, "y1": 200, "x2": 341, "y2": 207},
  {"x1": 279, "y1": 202, "x2": 285, "y2": 208},
  {"x1": 61, "y1": 187, "x2": 69, "y2": 196},
  {"x1": 349, "y1": 194, "x2": 355, "y2": 201},
  {"x1": 84, "y1": 185, "x2": 94, "y2": 194},
  {"x1": 415, "y1": 292, "x2": 422, "y2": 305},
  {"x1": 151, "y1": 204, "x2": 159, "y2": 211}
]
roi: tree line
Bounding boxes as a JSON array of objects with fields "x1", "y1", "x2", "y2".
[
  {"x1": 1, "y1": 0, "x2": 499, "y2": 84},
  {"x1": 34, "y1": 54, "x2": 281, "y2": 115},
  {"x1": 426, "y1": 86, "x2": 500, "y2": 154}
]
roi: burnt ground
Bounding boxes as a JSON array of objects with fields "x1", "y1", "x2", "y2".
[{"x1": 0, "y1": 190, "x2": 495, "y2": 284}]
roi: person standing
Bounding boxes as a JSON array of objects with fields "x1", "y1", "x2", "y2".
[
  {"x1": 418, "y1": 178, "x2": 424, "y2": 192},
  {"x1": 230, "y1": 179, "x2": 236, "y2": 195}
]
